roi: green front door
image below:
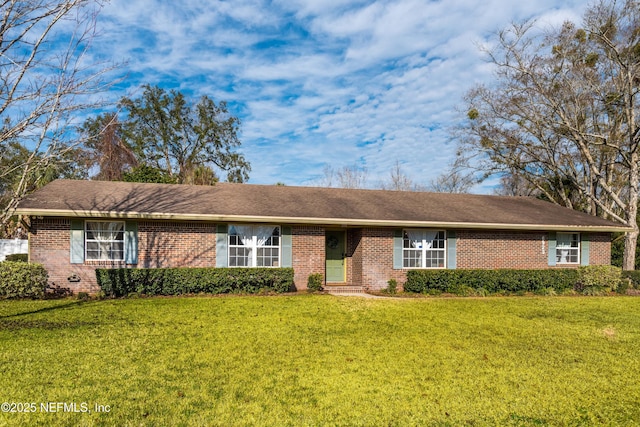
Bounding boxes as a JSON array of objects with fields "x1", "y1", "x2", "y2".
[{"x1": 325, "y1": 230, "x2": 345, "y2": 282}]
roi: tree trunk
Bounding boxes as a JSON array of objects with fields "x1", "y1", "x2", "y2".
[
  {"x1": 623, "y1": 228, "x2": 638, "y2": 271},
  {"x1": 623, "y1": 152, "x2": 639, "y2": 270}
]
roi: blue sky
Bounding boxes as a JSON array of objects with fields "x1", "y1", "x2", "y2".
[{"x1": 91, "y1": 0, "x2": 589, "y2": 190}]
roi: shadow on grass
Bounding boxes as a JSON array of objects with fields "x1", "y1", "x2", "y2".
[
  {"x1": 0, "y1": 300, "x2": 99, "y2": 331},
  {"x1": 0, "y1": 300, "x2": 91, "y2": 319}
]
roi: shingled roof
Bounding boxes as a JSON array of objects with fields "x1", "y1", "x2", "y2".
[{"x1": 15, "y1": 179, "x2": 628, "y2": 232}]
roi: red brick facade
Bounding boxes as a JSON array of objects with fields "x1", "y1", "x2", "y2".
[
  {"x1": 27, "y1": 218, "x2": 612, "y2": 294},
  {"x1": 292, "y1": 226, "x2": 325, "y2": 288},
  {"x1": 138, "y1": 221, "x2": 216, "y2": 268}
]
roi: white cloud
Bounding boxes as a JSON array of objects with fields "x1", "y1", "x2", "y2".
[{"x1": 85, "y1": 0, "x2": 591, "y2": 190}]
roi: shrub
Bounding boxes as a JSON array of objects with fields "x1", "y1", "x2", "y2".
[
  {"x1": 96, "y1": 267, "x2": 294, "y2": 297},
  {"x1": 307, "y1": 273, "x2": 324, "y2": 292},
  {"x1": 76, "y1": 292, "x2": 90, "y2": 301},
  {"x1": 534, "y1": 287, "x2": 557, "y2": 296},
  {"x1": 44, "y1": 284, "x2": 73, "y2": 299},
  {"x1": 4, "y1": 253, "x2": 28, "y2": 262},
  {"x1": 577, "y1": 265, "x2": 621, "y2": 292},
  {"x1": 0, "y1": 261, "x2": 48, "y2": 299},
  {"x1": 617, "y1": 278, "x2": 631, "y2": 294},
  {"x1": 385, "y1": 279, "x2": 398, "y2": 295},
  {"x1": 404, "y1": 269, "x2": 580, "y2": 295},
  {"x1": 622, "y1": 270, "x2": 640, "y2": 289}
]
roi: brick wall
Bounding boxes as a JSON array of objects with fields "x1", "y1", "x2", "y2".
[
  {"x1": 29, "y1": 218, "x2": 125, "y2": 294},
  {"x1": 138, "y1": 221, "x2": 216, "y2": 268},
  {"x1": 348, "y1": 228, "x2": 363, "y2": 289},
  {"x1": 589, "y1": 232, "x2": 611, "y2": 265},
  {"x1": 292, "y1": 225, "x2": 325, "y2": 290},
  {"x1": 356, "y1": 228, "x2": 406, "y2": 291},
  {"x1": 29, "y1": 218, "x2": 216, "y2": 294},
  {"x1": 349, "y1": 228, "x2": 613, "y2": 290},
  {"x1": 27, "y1": 217, "x2": 613, "y2": 294},
  {"x1": 457, "y1": 230, "x2": 549, "y2": 269}
]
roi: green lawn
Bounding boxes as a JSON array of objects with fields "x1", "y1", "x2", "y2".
[{"x1": 1, "y1": 295, "x2": 639, "y2": 426}]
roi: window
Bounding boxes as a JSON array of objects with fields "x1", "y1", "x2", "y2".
[
  {"x1": 229, "y1": 225, "x2": 280, "y2": 267},
  {"x1": 556, "y1": 233, "x2": 579, "y2": 264},
  {"x1": 403, "y1": 229, "x2": 446, "y2": 268},
  {"x1": 85, "y1": 221, "x2": 125, "y2": 261}
]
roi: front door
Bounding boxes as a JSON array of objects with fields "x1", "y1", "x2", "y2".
[{"x1": 325, "y1": 230, "x2": 346, "y2": 282}]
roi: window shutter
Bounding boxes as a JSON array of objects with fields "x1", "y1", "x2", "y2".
[
  {"x1": 281, "y1": 226, "x2": 292, "y2": 267},
  {"x1": 447, "y1": 231, "x2": 457, "y2": 269},
  {"x1": 125, "y1": 221, "x2": 138, "y2": 264},
  {"x1": 70, "y1": 219, "x2": 84, "y2": 264},
  {"x1": 548, "y1": 232, "x2": 557, "y2": 266},
  {"x1": 580, "y1": 233, "x2": 590, "y2": 266},
  {"x1": 393, "y1": 229, "x2": 403, "y2": 269},
  {"x1": 216, "y1": 224, "x2": 228, "y2": 267}
]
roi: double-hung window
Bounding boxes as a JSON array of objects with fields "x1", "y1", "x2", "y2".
[
  {"x1": 403, "y1": 229, "x2": 446, "y2": 268},
  {"x1": 556, "y1": 232, "x2": 579, "y2": 264},
  {"x1": 229, "y1": 225, "x2": 281, "y2": 267},
  {"x1": 85, "y1": 221, "x2": 125, "y2": 261}
]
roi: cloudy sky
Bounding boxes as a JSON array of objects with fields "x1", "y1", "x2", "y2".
[{"x1": 91, "y1": 0, "x2": 590, "y2": 190}]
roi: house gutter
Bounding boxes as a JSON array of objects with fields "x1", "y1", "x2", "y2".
[{"x1": 15, "y1": 208, "x2": 632, "y2": 233}]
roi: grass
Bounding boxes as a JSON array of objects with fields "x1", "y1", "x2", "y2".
[{"x1": 1, "y1": 295, "x2": 639, "y2": 426}]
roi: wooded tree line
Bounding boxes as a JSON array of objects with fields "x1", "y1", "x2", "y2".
[{"x1": 2, "y1": 0, "x2": 639, "y2": 269}]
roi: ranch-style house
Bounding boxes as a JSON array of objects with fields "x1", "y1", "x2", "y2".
[{"x1": 15, "y1": 179, "x2": 629, "y2": 293}]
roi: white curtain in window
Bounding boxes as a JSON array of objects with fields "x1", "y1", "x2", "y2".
[
  {"x1": 233, "y1": 225, "x2": 253, "y2": 247},
  {"x1": 423, "y1": 231, "x2": 439, "y2": 249},
  {"x1": 255, "y1": 226, "x2": 277, "y2": 247},
  {"x1": 406, "y1": 230, "x2": 423, "y2": 248},
  {"x1": 88, "y1": 222, "x2": 121, "y2": 241}
]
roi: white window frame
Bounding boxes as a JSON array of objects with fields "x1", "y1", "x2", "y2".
[
  {"x1": 402, "y1": 229, "x2": 447, "y2": 269},
  {"x1": 85, "y1": 221, "x2": 125, "y2": 261},
  {"x1": 228, "y1": 225, "x2": 281, "y2": 268},
  {"x1": 556, "y1": 232, "x2": 580, "y2": 264}
]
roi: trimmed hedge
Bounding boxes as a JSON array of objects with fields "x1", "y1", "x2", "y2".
[
  {"x1": 4, "y1": 253, "x2": 28, "y2": 262},
  {"x1": 0, "y1": 261, "x2": 48, "y2": 299},
  {"x1": 96, "y1": 267, "x2": 294, "y2": 297},
  {"x1": 404, "y1": 269, "x2": 580, "y2": 295}
]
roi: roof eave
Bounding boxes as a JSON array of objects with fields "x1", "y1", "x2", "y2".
[{"x1": 15, "y1": 208, "x2": 632, "y2": 233}]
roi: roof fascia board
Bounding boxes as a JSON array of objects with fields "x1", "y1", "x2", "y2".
[{"x1": 15, "y1": 208, "x2": 632, "y2": 232}]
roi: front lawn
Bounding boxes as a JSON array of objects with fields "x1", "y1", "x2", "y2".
[{"x1": 1, "y1": 295, "x2": 639, "y2": 426}]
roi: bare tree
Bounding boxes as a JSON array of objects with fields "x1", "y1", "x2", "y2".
[
  {"x1": 493, "y1": 173, "x2": 538, "y2": 197},
  {"x1": 319, "y1": 164, "x2": 368, "y2": 189},
  {"x1": 428, "y1": 170, "x2": 475, "y2": 194},
  {"x1": 379, "y1": 160, "x2": 427, "y2": 191},
  {"x1": 459, "y1": 0, "x2": 640, "y2": 269},
  {"x1": 0, "y1": 0, "x2": 116, "y2": 231},
  {"x1": 427, "y1": 156, "x2": 476, "y2": 193}
]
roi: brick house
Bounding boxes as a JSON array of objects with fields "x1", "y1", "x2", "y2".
[{"x1": 15, "y1": 180, "x2": 628, "y2": 294}]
